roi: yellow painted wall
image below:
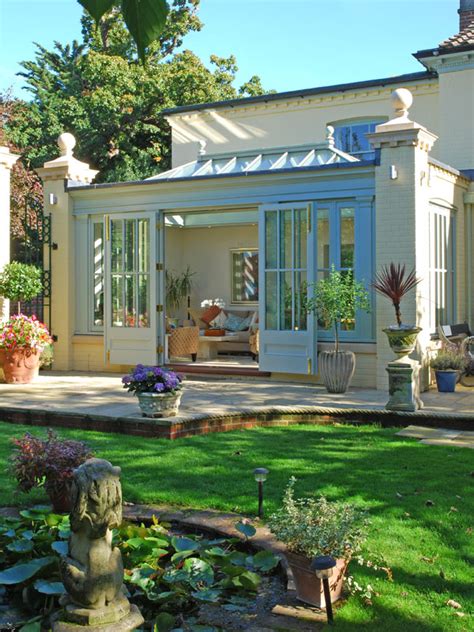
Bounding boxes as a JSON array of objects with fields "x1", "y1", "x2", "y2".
[{"x1": 169, "y1": 79, "x2": 440, "y2": 167}]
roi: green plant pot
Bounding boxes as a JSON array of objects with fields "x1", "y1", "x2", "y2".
[
  {"x1": 383, "y1": 326, "x2": 421, "y2": 359},
  {"x1": 137, "y1": 391, "x2": 182, "y2": 418}
]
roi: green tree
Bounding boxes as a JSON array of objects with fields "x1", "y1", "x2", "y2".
[{"x1": 6, "y1": 1, "x2": 270, "y2": 183}]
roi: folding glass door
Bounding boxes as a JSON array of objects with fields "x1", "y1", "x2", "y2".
[{"x1": 258, "y1": 203, "x2": 316, "y2": 374}]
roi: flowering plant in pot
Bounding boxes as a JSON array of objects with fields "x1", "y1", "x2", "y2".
[
  {"x1": 268, "y1": 478, "x2": 368, "y2": 608},
  {"x1": 9, "y1": 430, "x2": 94, "y2": 513},
  {"x1": 0, "y1": 314, "x2": 53, "y2": 383},
  {"x1": 430, "y1": 350, "x2": 466, "y2": 393},
  {"x1": 305, "y1": 267, "x2": 370, "y2": 393},
  {"x1": 122, "y1": 364, "x2": 184, "y2": 418},
  {"x1": 372, "y1": 263, "x2": 421, "y2": 358}
]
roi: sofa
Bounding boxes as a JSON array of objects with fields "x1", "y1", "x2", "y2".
[{"x1": 188, "y1": 306, "x2": 258, "y2": 354}]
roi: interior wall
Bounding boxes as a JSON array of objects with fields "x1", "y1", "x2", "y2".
[{"x1": 165, "y1": 223, "x2": 258, "y2": 318}]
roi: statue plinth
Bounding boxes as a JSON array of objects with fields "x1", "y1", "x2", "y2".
[
  {"x1": 386, "y1": 358, "x2": 423, "y2": 412},
  {"x1": 53, "y1": 604, "x2": 143, "y2": 632}
]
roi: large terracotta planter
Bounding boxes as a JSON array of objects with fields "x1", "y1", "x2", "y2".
[
  {"x1": 319, "y1": 350, "x2": 356, "y2": 394},
  {"x1": 137, "y1": 391, "x2": 183, "y2": 418},
  {"x1": 1, "y1": 348, "x2": 41, "y2": 384},
  {"x1": 286, "y1": 551, "x2": 347, "y2": 607}
]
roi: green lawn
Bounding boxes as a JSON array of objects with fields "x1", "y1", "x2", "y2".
[{"x1": 0, "y1": 421, "x2": 473, "y2": 631}]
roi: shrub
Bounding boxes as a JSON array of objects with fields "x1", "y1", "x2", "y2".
[
  {"x1": 430, "y1": 350, "x2": 466, "y2": 371},
  {"x1": 9, "y1": 430, "x2": 93, "y2": 500},
  {"x1": 122, "y1": 364, "x2": 183, "y2": 395},
  {"x1": 268, "y1": 477, "x2": 368, "y2": 559},
  {"x1": 372, "y1": 263, "x2": 420, "y2": 327},
  {"x1": 0, "y1": 262, "x2": 43, "y2": 313}
]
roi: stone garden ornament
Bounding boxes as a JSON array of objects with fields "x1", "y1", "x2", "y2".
[{"x1": 53, "y1": 458, "x2": 143, "y2": 631}]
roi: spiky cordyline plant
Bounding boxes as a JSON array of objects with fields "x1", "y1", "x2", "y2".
[{"x1": 372, "y1": 263, "x2": 420, "y2": 327}]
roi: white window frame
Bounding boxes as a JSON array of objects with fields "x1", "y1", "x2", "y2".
[
  {"x1": 88, "y1": 217, "x2": 105, "y2": 333},
  {"x1": 329, "y1": 118, "x2": 386, "y2": 159},
  {"x1": 428, "y1": 202, "x2": 456, "y2": 332}
]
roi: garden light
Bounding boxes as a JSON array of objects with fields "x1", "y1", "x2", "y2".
[
  {"x1": 253, "y1": 467, "x2": 269, "y2": 518},
  {"x1": 311, "y1": 555, "x2": 337, "y2": 624}
]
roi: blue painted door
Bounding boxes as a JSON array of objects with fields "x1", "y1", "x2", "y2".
[{"x1": 258, "y1": 203, "x2": 316, "y2": 374}]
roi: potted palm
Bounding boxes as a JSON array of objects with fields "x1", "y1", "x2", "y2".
[
  {"x1": 430, "y1": 351, "x2": 465, "y2": 393},
  {"x1": 306, "y1": 267, "x2": 370, "y2": 393},
  {"x1": 166, "y1": 266, "x2": 195, "y2": 326},
  {"x1": 372, "y1": 263, "x2": 421, "y2": 359},
  {"x1": 268, "y1": 478, "x2": 368, "y2": 608},
  {"x1": 122, "y1": 364, "x2": 184, "y2": 418}
]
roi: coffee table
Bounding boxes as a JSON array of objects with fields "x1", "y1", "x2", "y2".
[{"x1": 198, "y1": 333, "x2": 238, "y2": 360}]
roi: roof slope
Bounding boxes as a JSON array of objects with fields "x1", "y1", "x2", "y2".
[{"x1": 439, "y1": 20, "x2": 474, "y2": 50}]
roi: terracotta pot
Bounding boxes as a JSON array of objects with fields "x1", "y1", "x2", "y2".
[
  {"x1": 286, "y1": 551, "x2": 347, "y2": 608},
  {"x1": 137, "y1": 390, "x2": 183, "y2": 418},
  {"x1": 1, "y1": 348, "x2": 41, "y2": 384},
  {"x1": 319, "y1": 350, "x2": 356, "y2": 394}
]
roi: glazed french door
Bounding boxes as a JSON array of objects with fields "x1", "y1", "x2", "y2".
[
  {"x1": 104, "y1": 211, "x2": 164, "y2": 366},
  {"x1": 258, "y1": 203, "x2": 316, "y2": 374}
]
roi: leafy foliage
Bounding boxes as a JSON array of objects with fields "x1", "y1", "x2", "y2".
[
  {"x1": 166, "y1": 266, "x2": 195, "y2": 315},
  {"x1": 372, "y1": 263, "x2": 421, "y2": 327},
  {"x1": 9, "y1": 430, "x2": 93, "y2": 499},
  {"x1": 0, "y1": 314, "x2": 52, "y2": 353},
  {"x1": 0, "y1": 263, "x2": 42, "y2": 308},
  {"x1": 430, "y1": 350, "x2": 466, "y2": 371},
  {"x1": 268, "y1": 477, "x2": 369, "y2": 559},
  {"x1": 305, "y1": 266, "x2": 370, "y2": 352},
  {"x1": 0, "y1": 508, "x2": 279, "y2": 631}
]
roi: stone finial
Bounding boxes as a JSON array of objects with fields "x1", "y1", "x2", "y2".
[
  {"x1": 326, "y1": 125, "x2": 335, "y2": 148},
  {"x1": 58, "y1": 133, "x2": 76, "y2": 157},
  {"x1": 54, "y1": 458, "x2": 143, "y2": 631},
  {"x1": 391, "y1": 88, "x2": 413, "y2": 122}
]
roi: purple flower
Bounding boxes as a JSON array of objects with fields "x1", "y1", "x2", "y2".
[
  {"x1": 122, "y1": 375, "x2": 132, "y2": 384},
  {"x1": 154, "y1": 383, "x2": 165, "y2": 393}
]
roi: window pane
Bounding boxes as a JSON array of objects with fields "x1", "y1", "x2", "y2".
[
  {"x1": 93, "y1": 222, "x2": 104, "y2": 327},
  {"x1": 265, "y1": 271, "x2": 277, "y2": 329},
  {"x1": 295, "y1": 271, "x2": 307, "y2": 331},
  {"x1": 111, "y1": 274, "x2": 124, "y2": 327},
  {"x1": 265, "y1": 211, "x2": 278, "y2": 268},
  {"x1": 124, "y1": 274, "x2": 136, "y2": 327},
  {"x1": 340, "y1": 207, "x2": 355, "y2": 269},
  {"x1": 111, "y1": 220, "x2": 123, "y2": 273},
  {"x1": 280, "y1": 210, "x2": 292, "y2": 269},
  {"x1": 317, "y1": 208, "x2": 330, "y2": 269},
  {"x1": 280, "y1": 271, "x2": 293, "y2": 330},
  {"x1": 124, "y1": 220, "x2": 136, "y2": 273},
  {"x1": 294, "y1": 208, "x2": 307, "y2": 269},
  {"x1": 231, "y1": 250, "x2": 259, "y2": 303},
  {"x1": 316, "y1": 270, "x2": 331, "y2": 330},
  {"x1": 138, "y1": 275, "x2": 149, "y2": 328},
  {"x1": 138, "y1": 219, "x2": 149, "y2": 272},
  {"x1": 350, "y1": 124, "x2": 370, "y2": 154}
]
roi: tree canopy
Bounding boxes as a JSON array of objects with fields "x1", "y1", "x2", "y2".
[{"x1": 5, "y1": 0, "x2": 270, "y2": 183}]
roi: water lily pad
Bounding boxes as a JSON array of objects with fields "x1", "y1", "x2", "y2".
[
  {"x1": 0, "y1": 557, "x2": 56, "y2": 585},
  {"x1": 33, "y1": 579, "x2": 65, "y2": 595}
]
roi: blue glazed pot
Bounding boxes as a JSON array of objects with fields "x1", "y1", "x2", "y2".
[{"x1": 435, "y1": 370, "x2": 457, "y2": 393}]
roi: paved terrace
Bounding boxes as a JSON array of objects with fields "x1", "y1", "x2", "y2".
[{"x1": 0, "y1": 372, "x2": 472, "y2": 419}]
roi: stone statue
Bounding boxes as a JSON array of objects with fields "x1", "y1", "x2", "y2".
[{"x1": 53, "y1": 459, "x2": 143, "y2": 631}]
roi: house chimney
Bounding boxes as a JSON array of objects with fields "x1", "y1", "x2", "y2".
[{"x1": 459, "y1": 0, "x2": 474, "y2": 30}]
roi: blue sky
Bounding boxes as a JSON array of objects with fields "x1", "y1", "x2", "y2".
[{"x1": 0, "y1": 0, "x2": 459, "y2": 99}]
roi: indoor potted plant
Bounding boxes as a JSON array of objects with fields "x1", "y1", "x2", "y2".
[
  {"x1": 9, "y1": 430, "x2": 93, "y2": 513},
  {"x1": 166, "y1": 266, "x2": 195, "y2": 326},
  {"x1": 430, "y1": 350, "x2": 465, "y2": 393},
  {"x1": 306, "y1": 267, "x2": 370, "y2": 393},
  {"x1": 122, "y1": 364, "x2": 184, "y2": 417},
  {"x1": 0, "y1": 314, "x2": 53, "y2": 383},
  {"x1": 268, "y1": 477, "x2": 368, "y2": 607},
  {"x1": 372, "y1": 263, "x2": 421, "y2": 359}
]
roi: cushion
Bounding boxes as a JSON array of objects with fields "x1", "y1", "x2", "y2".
[
  {"x1": 201, "y1": 305, "x2": 221, "y2": 325},
  {"x1": 210, "y1": 310, "x2": 227, "y2": 329},
  {"x1": 188, "y1": 308, "x2": 208, "y2": 329},
  {"x1": 225, "y1": 313, "x2": 246, "y2": 332}
]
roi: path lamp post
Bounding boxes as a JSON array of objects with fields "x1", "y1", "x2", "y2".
[
  {"x1": 311, "y1": 555, "x2": 337, "y2": 624},
  {"x1": 253, "y1": 467, "x2": 269, "y2": 518}
]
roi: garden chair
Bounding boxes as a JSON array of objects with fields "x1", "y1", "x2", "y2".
[
  {"x1": 437, "y1": 323, "x2": 474, "y2": 387},
  {"x1": 168, "y1": 326, "x2": 199, "y2": 362}
]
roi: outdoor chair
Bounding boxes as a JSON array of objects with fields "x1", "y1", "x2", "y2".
[
  {"x1": 168, "y1": 326, "x2": 199, "y2": 362},
  {"x1": 437, "y1": 323, "x2": 474, "y2": 387}
]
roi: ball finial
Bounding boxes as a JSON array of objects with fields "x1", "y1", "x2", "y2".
[
  {"x1": 326, "y1": 125, "x2": 335, "y2": 146},
  {"x1": 391, "y1": 88, "x2": 413, "y2": 120},
  {"x1": 57, "y1": 132, "x2": 76, "y2": 157}
]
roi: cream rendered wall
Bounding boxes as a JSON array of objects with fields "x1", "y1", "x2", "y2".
[
  {"x1": 169, "y1": 80, "x2": 439, "y2": 167},
  {"x1": 165, "y1": 223, "x2": 258, "y2": 316},
  {"x1": 437, "y1": 69, "x2": 474, "y2": 170}
]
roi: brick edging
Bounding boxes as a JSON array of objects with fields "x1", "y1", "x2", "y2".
[{"x1": 0, "y1": 404, "x2": 472, "y2": 439}]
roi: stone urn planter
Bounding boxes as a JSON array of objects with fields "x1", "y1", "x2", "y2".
[
  {"x1": 1, "y1": 348, "x2": 41, "y2": 384},
  {"x1": 286, "y1": 551, "x2": 347, "y2": 607},
  {"x1": 319, "y1": 350, "x2": 356, "y2": 394},
  {"x1": 383, "y1": 325, "x2": 421, "y2": 360},
  {"x1": 137, "y1": 390, "x2": 182, "y2": 418}
]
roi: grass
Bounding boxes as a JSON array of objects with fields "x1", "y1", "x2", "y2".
[{"x1": 0, "y1": 420, "x2": 473, "y2": 631}]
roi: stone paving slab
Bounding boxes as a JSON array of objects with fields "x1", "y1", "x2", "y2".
[
  {"x1": 420, "y1": 438, "x2": 474, "y2": 449},
  {"x1": 397, "y1": 425, "x2": 474, "y2": 448}
]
